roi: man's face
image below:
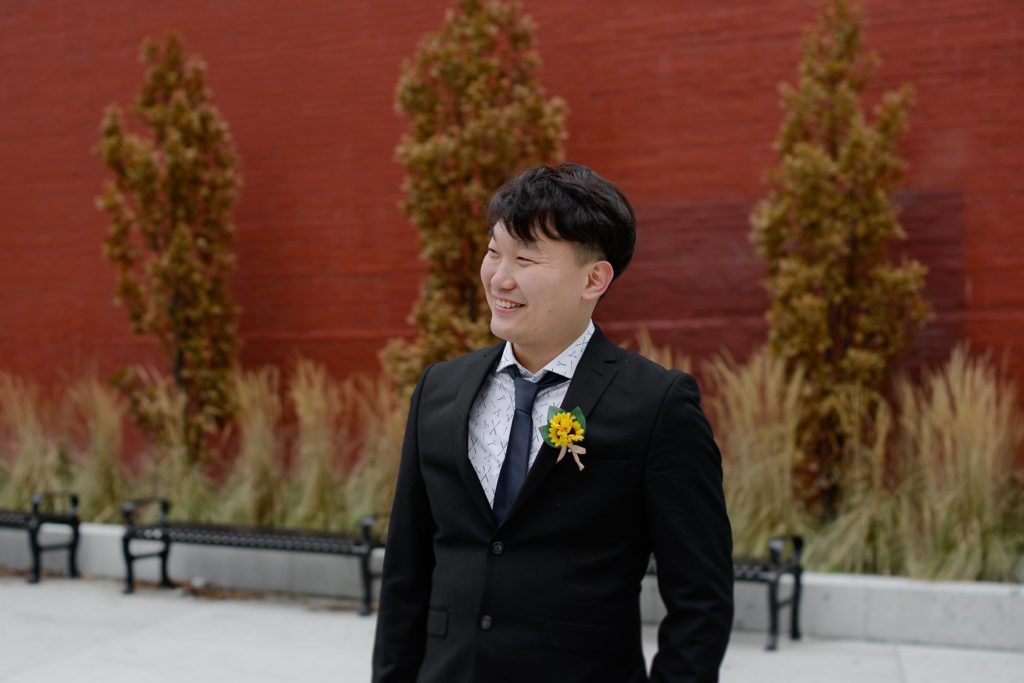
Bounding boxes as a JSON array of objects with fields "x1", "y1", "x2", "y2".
[{"x1": 480, "y1": 222, "x2": 599, "y2": 368}]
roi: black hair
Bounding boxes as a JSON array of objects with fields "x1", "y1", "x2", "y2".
[{"x1": 486, "y1": 163, "x2": 637, "y2": 280}]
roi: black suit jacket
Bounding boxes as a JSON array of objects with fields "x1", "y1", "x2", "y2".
[{"x1": 372, "y1": 328, "x2": 733, "y2": 683}]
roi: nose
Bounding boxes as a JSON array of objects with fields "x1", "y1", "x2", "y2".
[{"x1": 485, "y1": 256, "x2": 516, "y2": 292}]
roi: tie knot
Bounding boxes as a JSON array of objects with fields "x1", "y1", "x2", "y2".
[{"x1": 506, "y1": 365, "x2": 566, "y2": 413}]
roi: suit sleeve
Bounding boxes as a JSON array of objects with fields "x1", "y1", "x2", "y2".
[
  {"x1": 645, "y1": 371, "x2": 734, "y2": 683},
  {"x1": 372, "y1": 365, "x2": 437, "y2": 683}
]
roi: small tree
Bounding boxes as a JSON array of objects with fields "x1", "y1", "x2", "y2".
[
  {"x1": 96, "y1": 34, "x2": 241, "y2": 466},
  {"x1": 750, "y1": 0, "x2": 930, "y2": 516},
  {"x1": 382, "y1": 0, "x2": 567, "y2": 389}
]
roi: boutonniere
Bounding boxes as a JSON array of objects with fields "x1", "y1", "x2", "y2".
[{"x1": 540, "y1": 406, "x2": 587, "y2": 471}]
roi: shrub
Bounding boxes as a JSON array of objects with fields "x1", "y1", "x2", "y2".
[
  {"x1": 749, "y1": 0, "x2": 929, "y2": 516},
  {"x1": 382, "y1": 0, "x2": 567, "y2": 390},
  {"x1": 96, "y1": 33, "x2": 241, "y2": 466}
]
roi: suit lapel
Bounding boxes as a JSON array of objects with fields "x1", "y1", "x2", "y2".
[
  {"x1": 452, "y1": 343, "x2": 504, "y2": 527},
  {"x1": 503, "y1": 327, "x2": 619, "y2": 524}
]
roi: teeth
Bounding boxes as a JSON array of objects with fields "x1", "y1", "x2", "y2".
[{"x1": 495, "y1": 299, "x2": 522, "y2": 310}]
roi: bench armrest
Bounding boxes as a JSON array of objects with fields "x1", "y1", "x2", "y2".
[
  {"x1": 30, "y1": 491, "x2": 79, "y2": 517},
  {"x1": 766, "y1": 534, "x2": 804, "y2": 569},
  {"x1": 360, "y1": 513, "x2": 391, "y2": 547},
  {"x1": 122, "y1": 498, "x2": 170, "y2": 526}
]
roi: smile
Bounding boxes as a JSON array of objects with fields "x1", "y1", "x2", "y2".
[{"x1": 494, "y1": 298, "x2": 524, "y2": 310}]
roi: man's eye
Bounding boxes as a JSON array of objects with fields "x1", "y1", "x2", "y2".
[{"x1": 516, "y1": 256, "x2": 534, "y2": 264}]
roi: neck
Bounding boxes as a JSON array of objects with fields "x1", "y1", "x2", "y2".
[
  {"x1": 510, "y1": 345, "x2": 555, "y2": 374},
  {"x1": 511, "y1": 321, "x2": 590, "y2": 374}
]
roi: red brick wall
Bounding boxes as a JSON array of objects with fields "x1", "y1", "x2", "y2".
[{"x1": 1, "y1": 0, "x2": 1021, "y2": 386}]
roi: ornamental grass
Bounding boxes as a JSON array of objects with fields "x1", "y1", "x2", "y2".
[
  {"x1": 1, "y1": 341, "x2": 1018, "y2": 582},
  {"x1": 66, "y1": 376, "x2": 126, "y2": 523},
  {"x1": 632, "y1": 333, "x2": 1023, "y2": 582},
  {"x1": 802, "y1": 391, "x2": 905, "y2": 575},
  {"x1": 628, "y1": 329, "x2": 692, "y2": 374},
  {"x1": 703, "y1": 347, "x2": 810, "y2": 558},
  {"x1": 287, "y1": 360, "x2": 347, "y2": 531},
  {"x1": 893, "y1": 347, "x2": 1024, "y2": 581},
  {"x1": 223, "y1": 367, "x2": 285, "y2": 528},
  {"x1": 803, "y1": 347, "x2": 1024, "y2": 580},
  {"x1": 125, "y1": 367, "x2": 215, "y2": 522},
  {"x1": 340, "y1": 373, "x2": 406, "y2": 534},
  {"x1": 0, "y1": 374, "x2": 67, "y2": 509}
]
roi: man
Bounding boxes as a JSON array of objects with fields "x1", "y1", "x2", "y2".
[{"x1": 372, "y1": 163, "x2": 733, "y2": 683}]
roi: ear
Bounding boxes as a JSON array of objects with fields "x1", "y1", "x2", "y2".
[{"x1": 581, "y1": 260, "x2": 614, "y2": 302}]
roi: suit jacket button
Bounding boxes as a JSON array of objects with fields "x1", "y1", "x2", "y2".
[
  {"x1": 491, "y1": 541, "x2": 504, "y2": 555},
  {"x1": 480, "y1": 615, "x2": 493, "y2": 631}
]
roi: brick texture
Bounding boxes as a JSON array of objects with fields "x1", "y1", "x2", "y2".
[{"x1": 0, "y1": 0, "x2": 1021, "y2": 387}]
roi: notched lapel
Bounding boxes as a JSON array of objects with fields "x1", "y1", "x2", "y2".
[
  {"x1": 452, "y1": 344, "x2": 504, "y2": 527},
  {"x1": 503, "y1": 329, "x2": 619, "y2": 524}
]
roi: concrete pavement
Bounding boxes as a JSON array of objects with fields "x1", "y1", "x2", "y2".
[{"x1": 1, "y1": 574, "x2": 1021, "y2": 682}]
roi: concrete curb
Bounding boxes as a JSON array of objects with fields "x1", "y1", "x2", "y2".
[
  {"x1": 643, "y1": 566, "x2": 1023, "y2": 651},
  {"x1": 3, "y1": 523, "x2": 1021, "y2": 651}
]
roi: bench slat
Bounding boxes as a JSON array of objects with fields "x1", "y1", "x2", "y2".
[
  {"x1": 126, "y1": 524, "x2": 368, "y2": 555},
  {"x1": 0, "y1": 509, "x2": 30, "y2": 528}
]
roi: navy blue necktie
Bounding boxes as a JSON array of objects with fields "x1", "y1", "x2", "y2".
[{"x1": 492, "y1": 366, "x2": 568, "y2": 524}]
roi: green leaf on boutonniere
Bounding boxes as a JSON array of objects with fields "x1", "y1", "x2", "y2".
[
  {"x1": 540, "y1": 405, "x2": 557, "y2": 447},
  {"x1": 569, "y1": 406, "x2": 586, "y2": 432}
]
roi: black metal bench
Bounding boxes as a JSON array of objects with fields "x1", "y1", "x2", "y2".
[
  {"x1": 0, "y1": 492, "x2": 81, "y2": 583},
  {"x1": 120, "y1": 498, "x2": 382, "y2": 615},
  {"x1": 648, "y1": 534, "x2": 803, "y2": 651}
]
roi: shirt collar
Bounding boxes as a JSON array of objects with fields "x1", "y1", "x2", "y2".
[{"x1": 496, "y1": 320, "x2": 596, "y2": 382}]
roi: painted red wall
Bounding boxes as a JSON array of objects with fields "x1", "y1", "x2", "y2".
[{"x1": 1, "y1": 0, "x2": 1021, "y2": 386}]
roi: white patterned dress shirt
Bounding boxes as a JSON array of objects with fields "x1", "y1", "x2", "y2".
[{"x1": 467, "y1": 320, "x2": 596, "y2": 507}]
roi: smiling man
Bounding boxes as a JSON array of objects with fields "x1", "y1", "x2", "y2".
[{"x1": 372, "y1": 163, "x2": 734, "y2": 683}]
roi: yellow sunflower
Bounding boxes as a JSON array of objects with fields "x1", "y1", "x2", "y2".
[{"x1": 548, "y1": 411, "x2": 585, "y2": 448}]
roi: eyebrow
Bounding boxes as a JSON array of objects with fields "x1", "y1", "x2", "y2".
[{"x1": 489, "y1": 237, "x2": 542, "y2": 252}]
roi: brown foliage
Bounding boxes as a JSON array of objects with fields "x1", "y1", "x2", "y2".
[
  {"x1": 95, "y1": 34, "x2": 241, "y2": 465},
  {"x1": 382, "y1": 0, "x2": 567, "y2": 389},
  {"x1": 750, "y1": 0, "x2": 930, "y2": 515}
]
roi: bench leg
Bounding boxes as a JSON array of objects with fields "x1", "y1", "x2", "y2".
[
  {"x1": 790, "y1": 569, "x2": 803, "y2": 640},
  {"x1": 766, "y1": 579, "x2": 780, "y2": 651},
  {"x1": 159, "y1": 540, "x2": 173, "y2": 589},
  {"x1": 26, "y1": 521, "x2": 41, "y2": 584},
  {"x1": 358, "y1": 549, "x2": 372, "y2": 616},
  {"x1": 122, "y1": 535, "x2": 135, "y2": 594},
  {"x1": 68, "y1": 523, "x2": 81, "y2": 579}
]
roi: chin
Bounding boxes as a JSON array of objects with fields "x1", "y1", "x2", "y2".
[
  {"x1": 489, "y1": 317, "x2": 517, "y2": 343},
  {"x1": 489, "y1": 320, "x2": 509, "y2": 342}
]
